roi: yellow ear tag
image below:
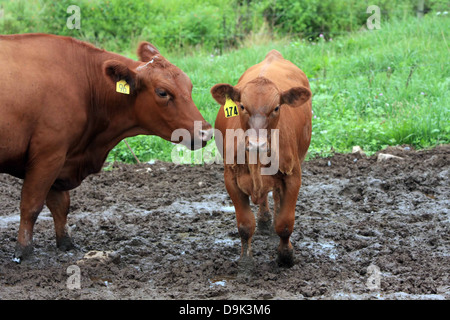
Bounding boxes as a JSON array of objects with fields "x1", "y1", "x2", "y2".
[
  {"x1": 116, "y1": 80, "x2": 130, "y2": 94},
  {"x1": 224, "y1": 97, "x2": 239, "y2": 118}
]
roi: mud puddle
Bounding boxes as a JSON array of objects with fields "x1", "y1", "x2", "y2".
[{"x1": 0, "y1": 145, "x2": 449, "y2": 300}]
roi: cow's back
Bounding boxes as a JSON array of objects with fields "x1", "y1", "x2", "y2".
[{"x1": 237, "y1": 50, "x2": 309, "y2": 91}]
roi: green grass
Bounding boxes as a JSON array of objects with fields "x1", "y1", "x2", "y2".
[
  {"x1": 1, "y1": 0, "x2": 448, "y2": 162},
  {"x1": 109, "y1": 14, "x2": 449, "y2": 163}
]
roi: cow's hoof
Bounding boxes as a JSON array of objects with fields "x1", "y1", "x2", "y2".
[
  {"x1": 276, "y1": 247, "x2": 295, "y2": 268},
  {"x1": 13, "y1": 243, "x2": 34, "y2": 264},
  {"x1": 57, "y1": 235, "x2": 77, "y2": 252}
]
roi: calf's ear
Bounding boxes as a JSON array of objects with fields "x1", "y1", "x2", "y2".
[
  {"x1": 280, "y1": 86, "x2": 311, "y2": 107},
  {"x1": 103, "y1": 60, "x2": 138, "y2": 92},
  {"x1": 210, "y1": 84, "x2": 240, "y2": 106},
  {"x1": 137, "y1": 42, "x2": 160, "y2": 62}
]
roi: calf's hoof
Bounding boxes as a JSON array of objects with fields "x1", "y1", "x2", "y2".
[{"x1": 276, "y1": 246, "x2": 295, "y2": 268}]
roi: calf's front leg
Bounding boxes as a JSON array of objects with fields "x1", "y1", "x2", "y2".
[
  {"x1": 274, "y1": 171, "x2": 301, "y2": 267},
  {"x1": 224, "y1": 166, "x2": 255, "y2": 273}
]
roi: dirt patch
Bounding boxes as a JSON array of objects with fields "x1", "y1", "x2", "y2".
[{"x1": 0, "y1": 145, "x2": 449, "y2": 300}]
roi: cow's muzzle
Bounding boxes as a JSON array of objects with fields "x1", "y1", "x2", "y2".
[
  {"x1": 190, "y1": 123, "x2": 213, "y2": 150},
  {"x1": 198, "y1": 127, "x2": 214, "y2": 142}
]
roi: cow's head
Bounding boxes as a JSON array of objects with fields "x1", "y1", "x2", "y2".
[
  {"x1": 103, "y1": 42, "x2": 212, "y2": 150},
  {"x1": 211, "y1": 77, "x2": 311, "y2": 152}
]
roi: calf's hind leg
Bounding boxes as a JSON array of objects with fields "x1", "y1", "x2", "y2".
[{"x1": 257, "y1": 197, "x2": 273, "y2": 235}]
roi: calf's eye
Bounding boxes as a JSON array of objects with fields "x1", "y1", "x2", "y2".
[
  {"x1": 240, "y1": 104, "x2": 245, "y2": 111},
  {"x1": 274, "y1": 106, "x2": 280, "y2": 112}
]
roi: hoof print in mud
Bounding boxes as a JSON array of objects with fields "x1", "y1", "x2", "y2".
[{"x1": 237, "y1": 256, "x2": 256, "y2": 281}]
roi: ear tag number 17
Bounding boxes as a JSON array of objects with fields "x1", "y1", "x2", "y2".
[{"x1": 224, "y1": 97, "x2": 239, "y2": 118}]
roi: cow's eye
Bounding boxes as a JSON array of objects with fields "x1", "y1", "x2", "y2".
[
  {"x1": 274, "y1": 106, "x2": 280, "y2": 112},
  {"x1": 240, "y1": 104, "x2": 245, "y2": 111},
  {"x1": 156, "y1": 89, "x2": 168, "y2": 98}
]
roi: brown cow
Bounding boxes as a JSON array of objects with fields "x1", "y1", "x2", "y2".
[
  {"x1": 0, "y1": 33, "x2": 212, "y2": 262},
  {"x1": 211, "y1": 50, "x2": 312, "y2": 269}
]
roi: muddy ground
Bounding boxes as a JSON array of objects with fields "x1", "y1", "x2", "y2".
[{"x1": 0, "y1": 145, "x2": 448, "y2": 300}]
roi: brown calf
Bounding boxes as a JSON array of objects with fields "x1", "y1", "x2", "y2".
[{"x1": 211, "y1": 50, "x2": 312, "y2": 268}]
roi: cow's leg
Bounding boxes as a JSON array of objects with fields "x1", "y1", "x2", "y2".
[
  {"x1": 46, "y1": 189, "x2": 75, "y2": 251},
  {"x1": 15, "y1": 186, "x2": 45, "y2": 262},
  {"x1": 224, "y1": 167, "x2": 255, "y2": 273},
  {"x1": 274, "y1": 171, "x2": 301, "y2": 267},
  {"x1": 14, "y1": 155, "x2": 64, "y2": 262},
  {"x1": 257, "y1": 197, "x2": 272, "y2": 235}
]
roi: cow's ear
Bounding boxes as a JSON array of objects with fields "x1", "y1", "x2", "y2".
[
  {"x1": 103, "y1": 60, "x2": 138, "y2": 92},
  {"x1": 210, "y1": 84, "x2": 240, "y2": 106},
  {"x1": 280, "y1": 86, "x2": 311, "y2": 107},
  {"x1": 137, "y1": 42, "x2": 160, "y2": 62}
]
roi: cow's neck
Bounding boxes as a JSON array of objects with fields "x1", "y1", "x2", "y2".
[{"x1": 80, "y1": 52, "x2": 147, "y2": 174}]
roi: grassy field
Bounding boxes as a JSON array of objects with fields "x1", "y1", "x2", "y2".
[
  {"x1": 108, "y1": 14, "x2": 449, "y2": 163},
  {"x1": 1, "y1": 0, "x2": 448, "y2": 163}
]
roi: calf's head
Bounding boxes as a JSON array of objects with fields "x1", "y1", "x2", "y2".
[
  {"x1": 211, "y1": 77, "x2": 311, "y2": 152},
  {"x1": 103, "y1": 42, "x2": 212, "y2": 150}
]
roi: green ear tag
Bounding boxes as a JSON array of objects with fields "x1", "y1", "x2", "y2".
[
  {"x1": 116, "y1": 80, "x2": 130, "y2": 94},
  {"x1": 224, "y1": 97, "x2": 239, "y2": 118}
]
